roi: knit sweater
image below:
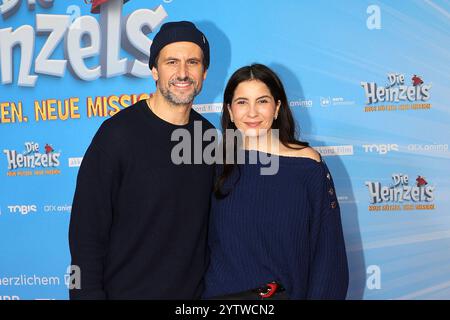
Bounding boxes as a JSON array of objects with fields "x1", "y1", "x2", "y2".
[
  {"x1": 203, "y1": 150, "x2": 349, "y2": 299},
  {"x1": 69, "y1": 99, "x2": 215, "y2": 299}
]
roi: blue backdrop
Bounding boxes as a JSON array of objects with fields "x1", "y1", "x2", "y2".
[{"x1": 1, "y1": 0, "x2": 449, "y2": 300}]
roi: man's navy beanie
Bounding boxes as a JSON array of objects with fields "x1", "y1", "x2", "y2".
[{"x1": 148, "y1": 21, "x2": 210, "y2": 70}]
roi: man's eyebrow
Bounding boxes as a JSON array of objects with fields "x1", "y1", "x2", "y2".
[
  {"x1": 163, "y1": 57, "x2": 202, "y2": 60},
  {"x1": 162, "y1": 57, "x2": 180, "y2": 61}
]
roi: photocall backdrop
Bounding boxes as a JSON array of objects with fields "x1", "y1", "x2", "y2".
[{"x1": 0, "y1": 0, "x2": 449, "y2": 300}]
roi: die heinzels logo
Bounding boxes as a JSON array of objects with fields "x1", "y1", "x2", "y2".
[
  {"x1": 3, "y1": 142, "x2": 61, "y2": 176},
  {"x1": 361, "y1": 73, "x2": 432, "y2": 113},
  {"x1": 365, "y1": 173, "x2": 435, "y2": 212}
]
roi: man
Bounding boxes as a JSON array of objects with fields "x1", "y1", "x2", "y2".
[{"x1": 69, "y1": 21, "x2": 215, "y2": 299}]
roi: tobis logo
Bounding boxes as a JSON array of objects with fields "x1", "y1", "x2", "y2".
[
  {"x1": 7, "y1": 205, "x2": 37, "y2": 215},
  {"x1": 363, "y1": 144, "x2": 399, "y2": 155}
]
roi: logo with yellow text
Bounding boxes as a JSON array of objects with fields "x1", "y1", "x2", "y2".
[
  {"x1": 3, "y1": 142, "x2": 61, "y2": 176},
  {"x1": 365, "y1": 173, "x2": 435, "y2": 212},
  {"x1": 361, "y1": 73, "x2": 432, "y2": 113}
]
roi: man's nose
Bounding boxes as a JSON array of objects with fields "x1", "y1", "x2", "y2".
[{"x1": 177, "y1": 62, "x2": 188, "y2": 79}]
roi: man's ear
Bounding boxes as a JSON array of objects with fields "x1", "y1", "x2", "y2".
[
  {"x1": 203, "y1": 69, "x2": 208, "y2": 81},
  {"x1": 151, "y1": 66, "x2": 159, "y2": 81}
]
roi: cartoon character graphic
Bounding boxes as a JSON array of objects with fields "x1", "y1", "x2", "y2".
[
  {"x1": 45, "y1": 144, "x2": 54, "y2": 154},
  {"x1": 416, "y1": 175, "x2": 428, "y2": 187},
  {"x1": 85, "y1": 0, "x2": 130, "y2": 14},
  {"x1": 412, "y1": 75, "x2": 424, "y2": 86}
]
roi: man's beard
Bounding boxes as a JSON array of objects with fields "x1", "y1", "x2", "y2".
[{"x1": 159, "y1": 77, "x2": 200, "y2": 106}]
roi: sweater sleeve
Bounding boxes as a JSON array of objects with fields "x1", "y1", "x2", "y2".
[
  {"x1": 68, "y1": 123, "x2": 122, "y2": 299},
  {"x1": 306, "y1": 160, "x2": 349, "y2": 300}
]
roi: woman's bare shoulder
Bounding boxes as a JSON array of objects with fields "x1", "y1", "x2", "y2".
[{"x1": 282, "y1": 145, "x2": 322, "y2": 163}]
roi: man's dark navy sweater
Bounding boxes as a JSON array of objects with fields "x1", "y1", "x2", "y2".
[{"x1": 69, "y1": 100, "x2": 215, "y2": 299}]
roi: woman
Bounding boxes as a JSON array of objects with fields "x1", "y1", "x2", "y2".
[{"x1": 203, "y1": 64, "x2": 349, "y2": 299}]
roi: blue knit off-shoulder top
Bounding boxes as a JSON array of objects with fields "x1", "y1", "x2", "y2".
[{"x1": 203, "y1": 150, "x2": 349, "y2": 299}]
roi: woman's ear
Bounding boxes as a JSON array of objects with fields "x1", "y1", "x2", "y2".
[
  {"x1": 275, "y1": 100, "x2": 281, "y2": 119},
  {"x1": 227, "y1": 104, "x2": 234, "y2": 122}
]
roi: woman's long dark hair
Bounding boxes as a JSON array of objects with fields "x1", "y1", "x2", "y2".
[{"x1": 214, "y1": 63, "x2": 309, "y2": 198}]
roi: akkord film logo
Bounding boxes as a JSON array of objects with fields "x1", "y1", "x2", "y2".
[
  {"x1": 3, "y1": 142, "x2": 61, "y2": 176},
  {"x1": 361, "y1": 73, "x2": 432, "y2": 112},
  {"x1": 365, "y1": 173, "x2": 435, "y2": 212}
]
